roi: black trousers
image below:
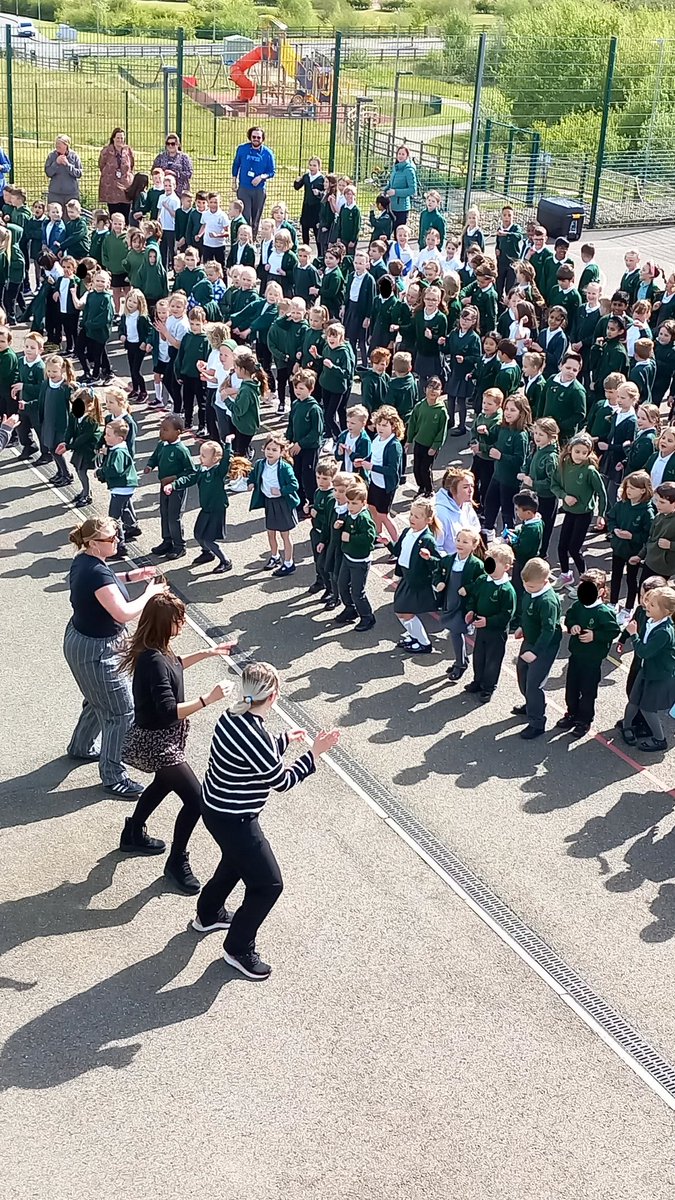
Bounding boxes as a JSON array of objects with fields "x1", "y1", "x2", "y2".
[
  {"x1": 131, "y1": 761, "x2": 202, "y2": 856},
  {"x1": 301, "y1": 214, "x2": 320, "y2": 246},
  {"x1": 18, "y1": 409, "x2": 39, "y2": 451},
  {"x1": 233, "y1": 429, "x2": 252, "y2": 457},
  {"x1": 159, "y1": 487, "x2": 187, "y2": 548},
  {"x1": 344, "y1": 303, "x2": 368, "y2": 368},
  {"x1": 558, "y1": 511, "x2": 592, "y2": 574},
  {"x1": 412, "y1": 441, "x2": 434, "y2": 494},
  {"x1": 86, "y1": 337, "x2": 111, "y2": 379},
  {"x1": 202, "y1": 244, "x2": 225, "y2": 266},
  {"x1": 539, "y1": 495, "x2": 558, "y2": 556},
  {"x1": 496, "y1": 259, "x2": 516, "y2": 303},
  {"x1": 472, "y1": 626, "x2": 507, "y2": 694},
  {"x1": 126, "y1": 342, "x2": 147, "y2": 395},
  {"x1": 59, "y1": 310, "x2": 79, "y2": 353},
  {"x1": 197, "y1": 806, "x2": 283, "y2": 955},
  {"x1": 338, "y1": 557, "x2": 373, "y2": 618},
  {"x1": 310, "y1": 527, "x2": 330, "y2": 587},
  {"x1": 164, "y1": 349, "x2": 182, "y2": 412},
  {"x1": 483, "y1": 476, "x2": 516, "y2": 532},
  {"x1": 160, "y1": 230, "x2": 175, "y2": 268},
  {"x1": 447, "y1": 392, "x2": 469, "y2": 432},
  {"x1": 323, "y1": 388, "x2": 349, "y2": 441},
  {"x1": 3, "y1": 278, "x2": 26, "y2": 323},
  {"x1": 237, "y1": 186, "x2": 267, "y2": 240},
  {"x1": 564, "y1": 655, "x2": 601, "y2": 726},
  {"x1": 205, "y1": 389, "x2": 220, "y2": 442},
  {"x1": 276, "y1": 364, "x2": 295, "y2": 410},
  {"x1": 256, "y1": 338, "x2": 275, "y2": 392},
  {"x1": 610, "y1": 555, "x2": 640, "y2": 608},
  {"x1": 470, "y1": 455, "x2": 494, "y2": 511},
  {"x1": 293, "y1": 445, "x2": 318, "y2": 507},
  {"x1": 181, "y1": 377, "x2": 206, "y2": 429}
]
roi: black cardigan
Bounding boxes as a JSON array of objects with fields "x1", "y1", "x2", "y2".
[{"x1": 133, "y1": 648, "x2": 184, "y2": 729}]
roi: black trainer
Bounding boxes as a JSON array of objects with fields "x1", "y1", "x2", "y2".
[
  {"x1": 334, "y1": 606, "x2": 358, "y2": 624},
  {"x1": 355, "y1": 615, "x2": 376, "y2": 632},
  {"x1": 151, "y1": 541, "x2": 173, "y2": 556},
  {"x1": 164, "y1": 850, "x2": 201, "y2": 893},
  {"x1": 192, "y1": 907, "x2": 232, "y2": 933},
  {"x1": 556, "y1": 713, "x2": 576, "y2": 730},
  {"x1": 464, "y1": 681, "x2": 482, "y2": 694},
  {"x1": 307, "y1": 580, "x2": 323, "y2": 594},
  {"x1": 166, "y1": 547, "x2": 187, "y2": 561},
  {"x1": 119, "y1": 817, "x2": 166, "y2": 855},
  {"x1": 192, "y1": 551, "x2": 215, "y2": 566},
  {"x1": 223, "y1": 949, "x2": 271, "y2": 980},
  {"x1": 511, "y1": 704, "x2": 527, "y2": 717}
]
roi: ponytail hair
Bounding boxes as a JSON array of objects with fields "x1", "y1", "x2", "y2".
[
  {"x1": 228, "y1": 661, "x2": 280, "y2": 715},
  {"x1": 235, "y1": 349, "x2": 270, "y2": 397}
]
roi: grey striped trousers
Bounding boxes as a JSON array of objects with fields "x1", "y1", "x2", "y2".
[{"x1": 63, "y1": 621, "x2": 134, "y2": 787}]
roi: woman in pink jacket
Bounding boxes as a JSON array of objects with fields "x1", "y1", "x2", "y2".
[{"x1": 98, "y1": 127, "x2": 135, "y2": 221}]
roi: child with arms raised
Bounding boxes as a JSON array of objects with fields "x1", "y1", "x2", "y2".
[
  {"x1": 380, "y1": 498, "x2": 441, "y2": 654},
  {"x1": 164, "y1": 439, "x2": 232, "y2": 574}
]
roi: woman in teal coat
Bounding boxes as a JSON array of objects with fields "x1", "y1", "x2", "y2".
[{"x1": 386, "y1": 146, "x2": 418, "y2": 230}]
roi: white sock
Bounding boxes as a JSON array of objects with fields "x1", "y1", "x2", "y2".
[
  {"x1": 154, "y1": 380, "x2": 162, "y2": 401},
  {"x1": 408, "y1": 617, "x2": 430, "y2": 646},
  {"x1": 284, "y1": 559, "x2": 293, "y2": 567}
]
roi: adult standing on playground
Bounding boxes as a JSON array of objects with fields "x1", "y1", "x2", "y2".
[
  {"x1": 231, "y1": 127, "x2": 276, "y2": 240},
  {"x1": 98, "y1": 127, "x2": 136, "y2": 220},
  {"x1": 63, "y1": 516, "x2": 165, "y2": 799},
  {"x1": 44, "y1": 135, "x2": 83, "y2": 212},
  {"x1": 152, "y1": 134, "x2": 193, "y2": 197},
  {"x1": 194, "y1": 661, "x2": 339, "y2": 980},
  {"x1": 386, "y1": 145, "x2": 418, "y2": 231}
]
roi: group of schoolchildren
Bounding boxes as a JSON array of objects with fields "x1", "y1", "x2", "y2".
[{"x1": 2, "y1": 160, "x2": 674, "y2": 750}]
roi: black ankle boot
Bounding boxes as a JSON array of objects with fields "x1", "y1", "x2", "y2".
[
  {"x1": 164, "y1": 849, "x2": 201, "y2": 893},
  {"x1": 119, "y1": 816, "x2": 165, "y2": 855}
]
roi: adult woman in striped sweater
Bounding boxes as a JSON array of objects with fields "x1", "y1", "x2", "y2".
[{"x1": 194, "y1": 662, "x2": 340, "y2": 981}]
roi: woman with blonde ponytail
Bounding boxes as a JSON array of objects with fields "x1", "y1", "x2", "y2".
[{"x1": 195, "y1": 661, "x2": 340, "y2": 981}]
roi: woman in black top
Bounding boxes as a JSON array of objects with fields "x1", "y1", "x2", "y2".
[
  {"x1": 119, "y1": 592, "x2": 235, "y2": 893},
  {"x1": 293, "y1": 156, "x2": 325, "y2": 247},
  {"x1": 195, "y1": 661, "x2": 340, "y2": 981},
  {"x1": 64, "y1": 516, "x2": 164, "y2": 798}
]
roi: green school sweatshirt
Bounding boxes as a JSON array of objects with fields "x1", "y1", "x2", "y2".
[
  {"x1": 96, "y1": 443, "x2": 139, "y2": 489},
  {"x1": 564, "y1": 600, "x2": 620, "y2": 663},
  {"x1": 494, "y1": 362, "x2": 521, "y2": 398},
  {"x1": 607, "y1": 498, "x2": 654, "y2": 560},
  {"x1": 639, "y1": 510, "x2": 675, "y2": 576},
  {"x1": 406, "y1": 399, "x2": 449, "y2": 452},
  {"x1": 341, "y1": 506, "x2": 377, "y2": 560},
  {"x1": 173, "y1": 452, "x2": 231, "y2": 513},
  {"x1": 493, "y1": 426, "x2": 529, "y2": 488},
  {"x1": 523, "y1": 443, "x2": 558, "y2": 498},
  {"x1": 267, "y1": 316, "x2": 306, "y2": 368},
  {"x1": 468, "y1": 575, "x2": 516, "y2": 630},
  {"x1": 319, "y1": 343, "x2": 355, "y2": 395},
  {"x1": 551, "y1": 460, "x2": 607, "y2": 516},
  {"x1": 231, "y1": 380, "x2": 261, "y2": 436},
  {"x1": 175, "y1": 331, "x2": 210, "y2": 380},
  {"x1": 59, "y1": 216, "x2": 90, "y2": 259},
  {"x1": 433, "y1": 553, "x2": 485, "y2": 614},
  {"x1": 81, "y1": 291, "x2": 114, "y2": 342},
  {"x1": 101, "y1": 231, "x2": 129, "y2": 277},
  {"x1": 65, "y1": 413, "x2": 101, "y2": 469},
  {"x1": 286, "y1": 397, "x2": 324, "y2": 449},
  {"x1": 147, "y1": 437, "x2": 194, "y2": 482},
  {"x1": 311, "y1": 486, "x2": 335, "y2": 542},
  {"x1": 386, "y1": 373, "x2": 417, "y2": 422},
  {"x1": 520, "y1": 585, "x2": 562, "y2": 654},
  {"x1": 631, "y1": 620, "x2": 675, "y2": 683},
  {"x1": 542, "y1": 376, "x2": 587, "y2": 440},
  {"x1": 470, "y1": 408, "x2": 502, "y2": 459},
  {"x1": 0, "y1": 346, "x2": 19, "y2": 399}
]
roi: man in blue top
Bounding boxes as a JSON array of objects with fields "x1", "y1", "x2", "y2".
[{"x1": 231, "y1": 126, "x2": 276, "y2": 239}]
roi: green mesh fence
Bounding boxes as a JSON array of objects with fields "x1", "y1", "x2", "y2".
[{"x1": 1, "y1": 28, "x2": 674, "y2": 229}]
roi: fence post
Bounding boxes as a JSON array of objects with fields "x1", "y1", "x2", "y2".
[
  {"x1": 327, "y1": 32, "x2": 342, "y2": 174},
  {"x1": 526, "y1": 131, "x2": 540, "y2": 206},
  {"x1": 504, "y1": 126, "x2": 515, "y2": 196},
  {"x1": 463, "y1": 32, "x2": 487, "y2": 218},
  {"x1": 176, "y1": 28, "x2": 185, "y2": 141},
  {"x1": 478, "y1": 117, "x2": 492, "y2": 190},
  {"x1": 589, "y1": 36, "x2": 617, "y2": 229},
  {"x1": 125, "y1": 90, "x2": 129, "y2": 144},
  {"x1": 5, "y1": 26, "x2": 14, "y2": 182},
  {"x1": 34, "y1": 79, "x2": 39, "y2": 147}
]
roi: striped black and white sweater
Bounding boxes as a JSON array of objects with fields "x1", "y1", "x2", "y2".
[{"x1": 202, "y1": 710, "x2": 315, "y2": 816}]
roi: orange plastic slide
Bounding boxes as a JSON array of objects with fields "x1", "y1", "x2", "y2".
[{"x1": 229, "y1": 45, "x2": 265, "y2": 103}]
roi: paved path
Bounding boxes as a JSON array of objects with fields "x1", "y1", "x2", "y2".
[{"x1": 2, "y1": 243, "x2": 675, "y2": 1191}]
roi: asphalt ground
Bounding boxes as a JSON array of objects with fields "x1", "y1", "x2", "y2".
[{"x1": 3, "y1": 231, "x2": 675, "y2": 1194}]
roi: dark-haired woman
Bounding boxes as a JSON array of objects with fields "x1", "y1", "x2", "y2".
[{"x1": 119, "y1": 591, "x2": 235, "y2": 893}]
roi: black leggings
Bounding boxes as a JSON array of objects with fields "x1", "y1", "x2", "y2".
[
  {"x1": 483, "y1": 476, "x2": 516, "y2": 532},
  {"x1": 86, "y1": 338, "x2": 111, "y2": 379},
  {"x1": 412, "y1": 440, "x2": 434, "y2": 494},
  {"x1": 301, "y1": 216, "x2": 320, "y2": 246},
  {"x1": 181, "y1": 377, "x2": 206, "y2": 429},
  {"x1": 130, "y1": 761, "x2": 201, "y2": 855},
  {"x1": 539, "y1": 495, "x2": 558, "y2": 556},
  {"x1": 233, "y1": 429, "x2": 252, "y2": 457},
  {"x1": 323, "y1": 388, "x2": 349, "y2": 441},
  {"x1": 256, "y1": 338, "x2": 275, "y2": 392},
  {"x1": 126, "y1": 343, "x2": 147, "y2": 395},
  {"x1": 558, "y1": 511, "x2": 592, "y2": 574},
  {"x1": 276, "y1": 364, "x2": 295, "y2": 411},
  {"x1": 610, "y1": 555, "x2": 640, "y2": 608}
]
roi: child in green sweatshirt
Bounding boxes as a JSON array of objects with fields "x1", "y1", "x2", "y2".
[
  {"x1": 551, "y1": 433, "x2": 607, "y2": 589},
  {"x1": 73, "y1": 271, "x2": 115, "y2": 384},
  {"x1": 559, "y1": 569, "x2": 620, "y2": 735},
  {"x1": 174, "y1": 306, "x2": 210, "y2": 434},
  {"x1": 145, "y1": 414, "x2": 194, "y2": 559},
  {"x1": 335, "y1": 477, "x2": 377, "y2": 631},
  {"x1": 96, "y1": 417, "x2": 139, "y2": 557},
  {"x1": 504, "y1": 490, "x2": 544, "y2": 628},
  {"x1": 514, "y1": 557, "x2": 562, "y2": 738},
  {"x1": 166, "y1": 439, "x2": 232, "y2": 573},
  {"x1": 286, "y1": 368, "x2": 324, "y2": 507},
  {"x1": 405, "y1": 377, "x2": 448, "y2": 498}
]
